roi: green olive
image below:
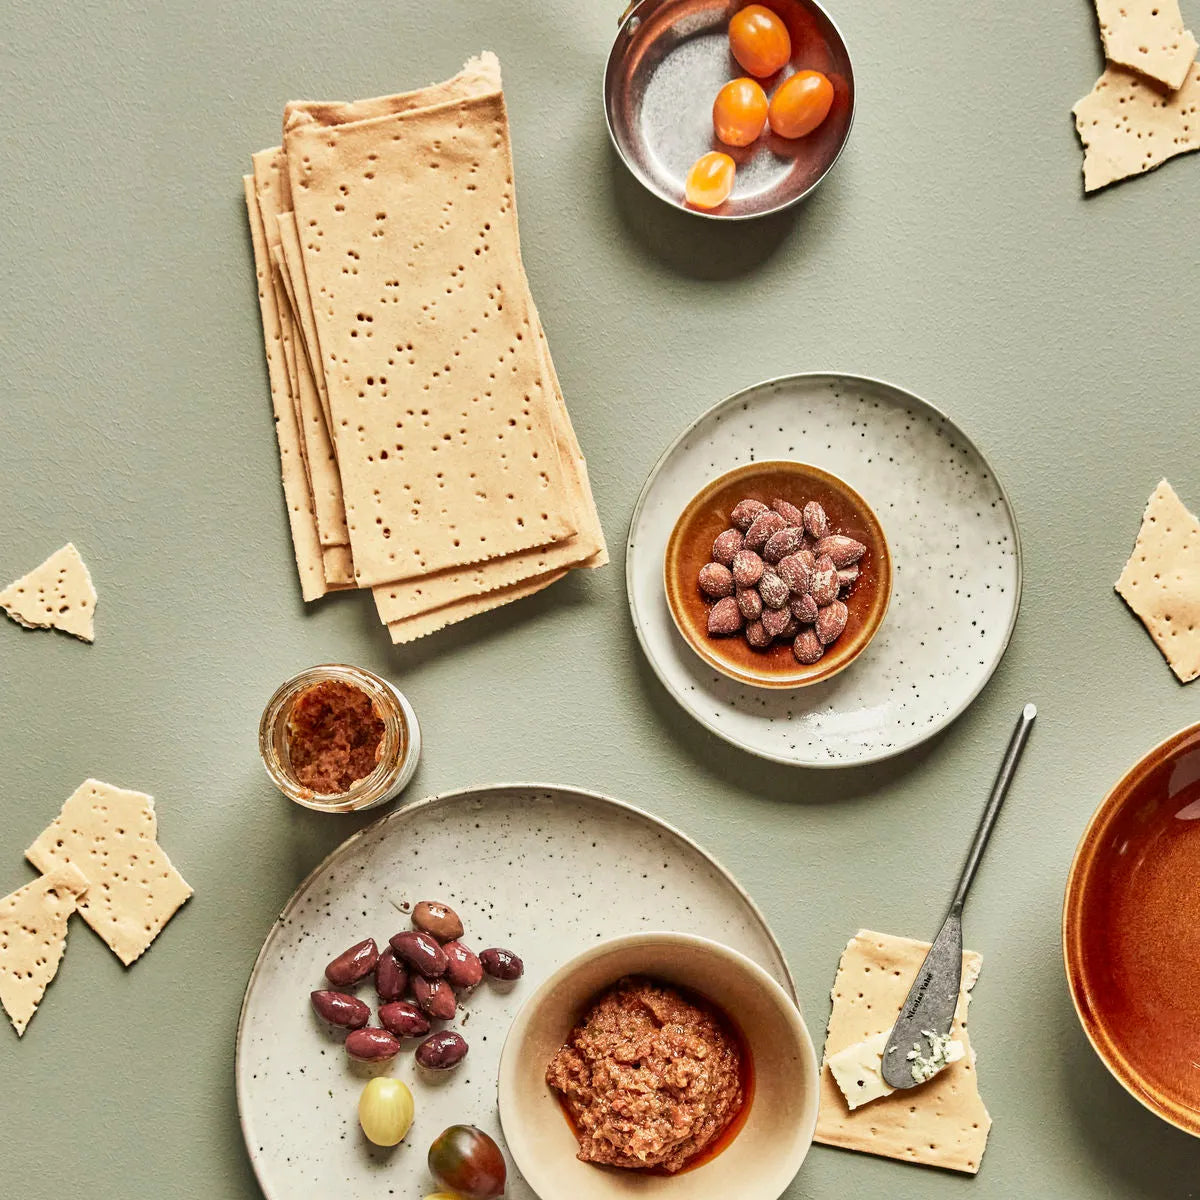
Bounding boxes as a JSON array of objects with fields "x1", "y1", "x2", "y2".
[{"x1": 427, "y1": 1125, "x2": 507, "y2": 1199}]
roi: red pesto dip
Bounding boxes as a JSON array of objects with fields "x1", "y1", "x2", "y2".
[{"x1": 286, "y1": 681, "x2": 385, "y2": 794}]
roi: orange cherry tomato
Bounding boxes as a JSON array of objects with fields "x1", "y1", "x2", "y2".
[
  {"x1": 685, "y1": 152, "x2": 736, "y2": 210},
  {"x1": 768, "y1": 69, "x2": 834, "y2": 138},
  {"x1": 713, "y1": 78, "x2": 769, "y2": 147},
  {"x1": 728, "y1": 5, "x2": 791, "y2": 78}
]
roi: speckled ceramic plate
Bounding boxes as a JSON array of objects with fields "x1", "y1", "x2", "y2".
[
  {"x1": 235, "y1": 784, "x2": 795, "y2": 1198},
  {"x1": 627, "y1": 374, "x2": 1022, "y2": 766}
]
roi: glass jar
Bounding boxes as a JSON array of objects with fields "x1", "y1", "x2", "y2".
[{"x1": 258, "y1": 664, "x2": 421, "y2": 813}]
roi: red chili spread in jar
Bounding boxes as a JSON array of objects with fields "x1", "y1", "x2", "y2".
[{"x1": 286, "y1": 681, "x2": 385, "y2": 794}]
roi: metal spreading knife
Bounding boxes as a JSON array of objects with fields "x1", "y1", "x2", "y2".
[{"x1": 881, "y1": 704, "x2": 1037, "y2": 1090}]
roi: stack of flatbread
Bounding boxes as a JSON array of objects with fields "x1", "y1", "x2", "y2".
[
  {"x1": 244, "y1": 53, "x2": 606, "y2": 642},
  {"x1": 1074, "y1": 0, "x2": 1200, "y2": 190}
]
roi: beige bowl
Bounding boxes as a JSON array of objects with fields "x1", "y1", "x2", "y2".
[{"x1": 497, "y1": 932, "x2": 818, "y2": 1199}]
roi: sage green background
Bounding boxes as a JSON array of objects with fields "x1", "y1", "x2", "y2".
[{"x1": 2, "y1": 0, "x2": 1199, "y2": 1196}]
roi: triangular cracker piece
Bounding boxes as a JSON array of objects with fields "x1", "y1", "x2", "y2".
[
  {"x1": 0, "y1": 543, "x2": 97, "y2": 642},
  {"x1": 1116, "y1": 480, "x2": 1200, "y2": 683},
  {"x1": 26, "y1": 780, "x2": 193, "y2": 966},
  {"x1": 0, "y1": 865, "x2": 89, "y2": 1036},
  {"x1": 1093, "y1": 0, "x2": 1197, "y2": 91},
  {"x1": 815, "y1": 930, "x2": 991, "y2": 1174},
  {"x1": 1073, "y1": 63, "x2": 1200, "y2": 192}
]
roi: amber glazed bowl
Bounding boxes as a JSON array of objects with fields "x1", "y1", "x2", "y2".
[
  {"x1": 1063, "y1": 721, "x2": 1200, "y2": 1137},
  {"x1": 664, "y1": 460, "x2": 892, "y2": 688},
  {"x1": 497, "y1": 932, "x2": 818, "y2": 1200}
]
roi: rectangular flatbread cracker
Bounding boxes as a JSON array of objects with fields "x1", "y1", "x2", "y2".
[
  {"x1": 1093, "y1": 0, "x2": 1197, "y2": 90},
  {"x1": 0, "y1": 865, "x2": 88, "y2": 1036},
  {"x1": 388, "y1": 567, "x2": 566, "y2": 644},
  {"x1": 244, "y1": 175, "x2": 330, "y2": 602},
  {"x1": 253, "y1": 150, "x2": 351, "y2": 551},
  {"x1": 815, "y1": 929, "x2": 991, "y2": 1174},
  {"x1": 1116, "y1": 479, "x2": 1200, "y2": 682},
  {"x1": 0, "y1": 542, "x2": 97, "y2": 642},
  {"x1": 1074, "y1": 62, "x2": 1200, "y2": 191},
  {"x1": 26, "y1": 780, "x2": 193, "y2": 967},
  {"x1": 283, "y1": 54, "x2": 576, "y2": 586}
]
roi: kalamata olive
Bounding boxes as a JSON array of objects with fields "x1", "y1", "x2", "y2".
[
  {"x1": 412, "y1": 900, "x2": 465, "y2": 943},
  {"x1": 443, "y1": 941, "x2": 484, "y2": 990},
  {"x1": 428, "y1": 1124, "x2": 506, "y2": 1198},
  {"x1": 310, "y1": 989, "x2": 370, "y2": 1029},
  {"x1": 345, "y1": 1027, "x2": 403, "y2": 1062},
  {"x1": 416, "y1": 1031, "x2": 469, "y2": 1071},
  {"x1": 374, "y1": 949, "x2": 409, "y2": 1002},
  {"x1": 479, "y1": 948, "x2": 524, "y2": 981},
  {"x1": 378, "y1": 1000, "x2": 431, "y2": 1039},
  {"x1": 390, "y1": 930, "x2": 449, "y2": 977},
  {"x1": 413, "y1": 974, "x2": 457, "y2": 1020},
  {"x1": 325, "y1": 937, "x2": 379, "y2": 988}
]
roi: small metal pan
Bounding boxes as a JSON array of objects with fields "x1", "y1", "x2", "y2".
[{"x1": 605, "y1": 0, "x2": 855, "y2": 220}]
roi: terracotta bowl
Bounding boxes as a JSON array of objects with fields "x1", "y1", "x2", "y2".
[
  {"x1": 1063, "y1": 721, "x2": 1200, "y2": 1137},
  {"x1": 497, "y1": 932, "x2": 819, "y2": 1200},
  {"x1": 663, "y1": 460, "x2": 892, "y2": 688}
]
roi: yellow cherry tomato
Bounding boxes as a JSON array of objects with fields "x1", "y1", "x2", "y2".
[
  {"x1": 768, "y1": 70, "x2": 834, "y2": 139},
  {"x1": 358, "y1": 1077, "x2": 415, "y2": 1147},
  {"x1": 713, "y1": 78, "x2": 769, "y2": 147},
  {"x1": 728, "y1": 4, "x2": 791, "y2": 77},
  {"x1": 685, "y1": 152, "x2": 736, "y2": 210}
]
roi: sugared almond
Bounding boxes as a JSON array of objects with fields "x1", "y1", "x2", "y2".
[
  {"x1": 810, "y1": 555, "x2": 839, "y2": 606},
  {"x1": 745, "y1": 620, "x2": 773, "y2": 649},
  {"x1": 730, "y1": 499, "x2": 768, "y2": 531},
  {"x1": 777, "y1": 551, "x2": 813, "y2": 594},
  {"x1": 731, "y1": 549, "x2": 764, "y2": 588},
  {"x1": 744, "y1": 510, "x2": 788, "y2": 551},
  {"x1": 763, "y1": 526, "x2": 805, "y2": 564},
  {"x1": 791, "y1": 593, "x2": 819, "y2": 623},
  {"x1": 762, "y1": 606, "x2": 797, "y2": 639},
  {"x1": 736, "y1": 586, "x2": 763, "y2": 621},
  {"x1": 707, "y1": 596, "x2": 743, "y2": 636},
  {"x1": 793, "y1": 629, "x2": 824, "y2": 664},
  {"x1": 771, "y1": 498, "x2": 805, "y2": 527},
  {"x1": 803, "y1": 500, "x2": 829, "y2": 540},
  {"x1": 816, "y1": 600, "x2": 849, "y2": 644},
  {"x1": 712, "y1": 528, "x2": 744, "y2": 566},
  {"x1": 815, "y1": 535, "x2": 866, "y2": 568},
  {"x1": 759, "y1": 570, "x2": 790, "y2": 610},
  {"x1": 698, "y1": 562, "x2": 735, "y2": 598}
]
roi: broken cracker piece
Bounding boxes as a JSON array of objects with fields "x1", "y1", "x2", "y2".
[
  {"x1": 1073, "y1": 62, "x2": 1200, "y2": 192},
  {"x1": 0, "y1": 543, "x2": 97, "y2": 642},
  {"x1": 0, "y1": 865, "x2": 89, "y2": 1036},
  {"x1": 815, "y1": 929, "x2": 990, "y2": 1174},
  {"x1": 1093, "y1": 0, "x2": 1197, "y2": 91},
  {"x1": 26, "y1": 780, "x2": 193, "y2": 966},
  {"x1": 1116, "y1": 479, "x2": 1200, "y2": 683}
]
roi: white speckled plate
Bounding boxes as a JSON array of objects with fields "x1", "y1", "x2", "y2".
[
  {"x1": 235, "y1": 784, "x2": 795, "y2": 1199},
  {"x1": 627, "y1": 374, "x2": 1022, "y2": 767}
]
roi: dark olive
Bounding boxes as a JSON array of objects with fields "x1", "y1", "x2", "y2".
[
  {"x1": 416, "y1": 1031, "x2": 469, "y2": 1071},
  {"x1": 374, "y1": 949, "x2": 409, "y2": 1002},
  {"x1": 443, "y1": 941, "x2": 483, "y2": 991},
  {"x1": 413, "y1": 974, "x2": 457, "y2": 1021},
  {"x1": 412, "y1": 899, "x2": 465, "y2": 942},
  {"x1": 377, "y1": 1000, "x2": 431, "y2": 1039},
  {"x1": 479, "y1": 947, "x2": 524, "y2": 981},
  {"x1": 310, "y1": 989, "x2": 370, "y2": 1029},
  {"x1": 325, "y1": 937, "x2": 379, "y2": 988},
  {"x1": 345, "y1": 1027, "x2": 402, "y2": 1062},
  {"x1": 389, "y1": 929, "x2": 449, "y2": 977},
  {"x1": 427, "y1": 1124, "x2": 505, "y2": 1197}
]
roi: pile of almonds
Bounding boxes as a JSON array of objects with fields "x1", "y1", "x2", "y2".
[
  {"x1": 309, "y1": 899, "x2": 523, "y2": 1073},
  {"x1": 699, "y1": 497, "x2": 866, "y2": 664}
]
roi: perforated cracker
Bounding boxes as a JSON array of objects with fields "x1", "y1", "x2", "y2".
[
  {"x1": 1116, "y1": 479, "x2": 1200, "y2": 682},
  {"x1": 253, "y1": 151, "x2": 350, "y2": 551},
  {"x1": 244, "y1": 175, "x2": 330, "y2": 602},
  {"x1": 284, "y1": 55, "x2": 575, "y2": 587},
  {"x1": 1094, "y1": 0, "x2": 1197, "y2": 90},
  {"x1": 26, "y1": 780, "x2": 193, "y2": 966},
  {"x1": 815, "y1": 929, "x2": 991, "y2": 1174},
  {"x1": 0, "y1": 542, "x2": 97, "y2": 642},
  {"x1": 1074, "y1": 62, "x2": 1200, "y2": 191},
  {"x1": 388, "y1": 567, "x2": 567, "y2": 644},
  {"x1": 0, "y1": 865, "x2": 88, "y2": 1036}
]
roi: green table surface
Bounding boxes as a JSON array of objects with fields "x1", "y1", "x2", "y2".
[{"x1": 2, "y1": 0, "x2": 1199, "y2": 1196}]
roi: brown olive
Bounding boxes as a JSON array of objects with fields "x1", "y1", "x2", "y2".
[
  {"x1": 325, "y1": 937, "x2": 379, "y2": 988},
  {"x1": 480, "y1": 948, "x2": 524, "y2": 981},
  {"x1": 390, "y1": 930, "x2": 449, "y2": 978},
  {"x1": 443, "y1": 941, "x2": 483, "y2": 991},
  {"x1": 412, "y1": 900, "x2": 465, "y2": 943},
  {"x1": 378, "y1": 1000, "x2": 432, "y2": 1039},
  {"x1": 310, "y1": 989, "x2": 370, "y2": 1029},
  {"x1": 345, "y1": 1027, "x2": 403, "y2": 1062},
  {"x1": 416, "y1": 1031, "x2": 468, "y2": 1070},
  {"x1": 374, "y1": 949, "x2": 409, "y2": 1002},
  {"x1": 413, "y1": 974, "x2": 457, "y2": 1021}
]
